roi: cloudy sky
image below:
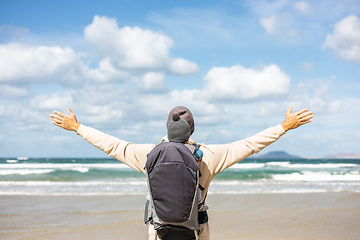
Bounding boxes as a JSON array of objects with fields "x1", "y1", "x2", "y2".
[{"x1": 1, "y1": 0, "x2": 359, "y2": 158}]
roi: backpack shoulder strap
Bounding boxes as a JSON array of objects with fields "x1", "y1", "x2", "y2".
[
  {"x1": 184, "y1": 143, "x2": 201, "y2": 153},
  {"x1": 184, "y1": 143, "x2": 196, "y2": 153}
]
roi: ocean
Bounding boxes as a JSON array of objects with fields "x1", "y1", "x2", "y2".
[{"x1": 1, "y1": 157, "x2": 360, "y2": 196}]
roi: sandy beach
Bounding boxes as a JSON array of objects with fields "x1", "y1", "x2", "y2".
[{"x1": 1, "y1": 192, "x2": 359, "y2": 240}]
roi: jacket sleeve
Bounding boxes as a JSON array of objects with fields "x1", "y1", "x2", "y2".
[
  {"x1": 76, "y1": 124, "x2": 154, "y2": 174},
  {"x1": 203, "y1": 124, "x2": 286, "y2": 176}
]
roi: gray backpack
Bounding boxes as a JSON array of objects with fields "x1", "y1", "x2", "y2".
[{"x1": 144, "y1": 142, "x2": 200, "y2": 240}]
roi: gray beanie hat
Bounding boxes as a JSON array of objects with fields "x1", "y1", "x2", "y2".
[
  {"x1": 166, "y1": 106, "x2": 194, "y2": 135},
  {"x1": 167, "y1": 112, "x2": 191, "y2": 143}
]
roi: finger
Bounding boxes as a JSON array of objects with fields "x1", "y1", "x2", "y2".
[
  {"x1": 51, "y1": 118, "x2": 62, "y2": 124},
  {"x1": 53, "y1": 111, "x2": 64, "y2": 117},
  {"x1": 301, "y1": 115, "x2": 313, "y2": 122},
  {"x1": 287, "y1": 105, "x2": 293, "y2": 114},
  {"x1": 300, "y1": 119, "x2": 312, "y2": 125},
  {"x1": 68, "y1": 108, "x2": 74, "y2": 116},
  {"x1": 49, "y1": 114, "x2": 62, "y2": 121},
  {"x1": 295, "y1": 108, "x2": 309, "y2": 116},
  {"x1": 52, "y1": 121, "x2": 61, "y2": 127},
  {"x1": 301, "y1": 112, "x2": 313, "y2": 117}
]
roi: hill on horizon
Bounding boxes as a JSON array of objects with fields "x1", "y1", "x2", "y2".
[
  {"x1": 250, "y1": 151, "x2": 301, "y2": 159},
  {"x1": 324, "y1": 152, "x2": 360, "y2": 159}
]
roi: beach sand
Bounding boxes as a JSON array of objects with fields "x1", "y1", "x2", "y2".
[{"x1": 1, "y1": 192, "x2": 359, "y2": 240}]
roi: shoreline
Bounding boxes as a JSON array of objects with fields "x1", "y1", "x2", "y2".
[{"x1": 1, "y1": 192, "x2": 359, "y2": 240}]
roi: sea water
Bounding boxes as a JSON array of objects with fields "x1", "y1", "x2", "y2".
[{"x1": 1, "y1": 157, "x2": 359, "y2": 196}]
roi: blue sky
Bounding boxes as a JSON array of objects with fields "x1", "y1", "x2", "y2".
[{"x1": 1, "y1": 0, "x2": 359, "y2": 158}]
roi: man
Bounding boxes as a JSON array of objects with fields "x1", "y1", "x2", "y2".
[{"x1": 50, "y1": 105, "x2": 313, "y2": 240}]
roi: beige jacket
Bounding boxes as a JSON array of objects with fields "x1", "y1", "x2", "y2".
[{"x1": 77, "y1": 124, "x2": 286, "y2": 202}]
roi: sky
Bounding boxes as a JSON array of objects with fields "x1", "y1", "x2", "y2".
[{"x1": 0, "y1": 0, "x2": 359, "y2": 158}]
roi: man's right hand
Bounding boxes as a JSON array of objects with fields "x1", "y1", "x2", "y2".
[
  {"x1": 281, "y1": 105, "x2": 313, "y2": 132},
  {"x1": 50, "y1": 108, "x2": 80, "y2": 132}
]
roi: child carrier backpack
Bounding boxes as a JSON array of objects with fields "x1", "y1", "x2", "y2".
[{"x1": 144, "y1": 141, "x2": 201, "y2": 240}]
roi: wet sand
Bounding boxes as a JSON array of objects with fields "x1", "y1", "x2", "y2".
[{"x1": 1, "y1": 192, "x2": 359, "y2": 240}]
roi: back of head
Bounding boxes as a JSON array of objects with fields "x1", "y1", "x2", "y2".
[
  {"x1": 166, "y1": 106, "x2": 195, "y2": 136},
  {"x1": 167, "y1": 112, "x2": 191, "y2": 143}
]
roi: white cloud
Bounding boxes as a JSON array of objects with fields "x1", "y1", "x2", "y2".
[
  {"x1": 81, "y1": 108, "x2": 123, "y2": 124},
  {"x1": 0, "y1": 16, "x2": 199, "y2": 90},
  {"x1": 291, "y1": 80, "x2": 342, "y2": 114},
  {"x1": 308, "y1": 96, "x2": 341, "y2": 113},
  {"x1": 312, "y1": 80, "x2": 331, "y2": 99},
  {"x1": 0, "y1": 104, "x2": 14, "y2": 117},
  {"x1": 259, "y1": 16, "x2": 278, "y2": 35},
  {"x1": 0, "y1": 85, "x2": 28, "y2": 98},
  {"x1": 257, "y1": 102, "x2": 287, "y2": 116},
  {"x1": 83, "y1": 58, "x2": 130, "y2": 83},
  {"x1": 259, "y1": 14, "x2": 303, "y2": 38},
  {"x1": 323, "y1": 15, "x2": 360, "y2": 65},
  {"x1": 25, "y1": 84, "x2": 222, "y2": 140},
  {"x1": 256, "y1": 78, "x2": 343, "y2": 119},
  {"x1": 30, "y1": 92, "x2": 74, "y2": 110},
  {"x1": 0, "y1": 43, "x2": 77, "y2": 83},
  {"x1": 134, "y1": 72, "x2": 167, "y2": 92},
  {"x1": 0, "y1": 25, "x2": 29, "y2": 38},
  {"x1": 0, "y1": 103, "x2": 50, "y2": 131},
  {"x1": 136, "y1": 89, "x2": 215, "y2": 117},
  {"x1": 292, "y1": 2, "x2": 311, "y2": 15},
  {"x1": 247, "y1": 0, "x2": 289, "y2": 17},
  {"x1": 202, "y1": 64, "x2": 290, "y2": 101},
  {"x1": 169, "y1": 58, "x2": 199, "y2": 75},
  {"x1": 298, "y1": 61, "x2": 314, "y2": 72},
  {"x1": 84, "y1": 15, "x2": 198, "y2": 74},
  {"x1": 288, "y1": 30, "x2": 300, "y2": 36}
]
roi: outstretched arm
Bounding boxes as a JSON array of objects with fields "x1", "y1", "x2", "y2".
[
  {"x1": 49, "y1": 108, "x2": 152, "y2": 173},
  {"x1": 50, "y1": 108, "x2": 80, "y2": 132},
  {"x1": 281, "y1": 105, "x2": 313, "y2": 132},
  {"x1": 207, "y1": 105, "x2": 313, "y2": 174}
]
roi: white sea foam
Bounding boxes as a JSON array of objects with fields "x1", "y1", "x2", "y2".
[
  {"x1": 207, "y1": 161, "x2": 357, "y2": 170},
  {"x1": 0, "y1": 163, "x2": 130, "y2": 169},
  {"x1": 0, "y1": 167, "x2": 93, "y2": 175},
  {"x1": 4, "y1": 188, "x2": 359, "y2": 196},
  {"x1": 6, "y1": 160, "x2": 18, "y2": 163},
  {"x1": 2, "y1": 162, "x2": 357, "y2": 172},
  {"x1": 0, "y1": 180, "x2": 147, "y2": 186},
  {"x1": 0, "y1": 169, "x2": 55, "y2": 175},
  {"x1": 0, "y1": 188, "x2": 332, "y2": 196},
  {"x1": 1, "y1": 159, "x2": 359, "y2": 195},
  {"x1": 208, "y1": 188, "x2": 329, "y2": 194},
  {"x1": 230, "y1": 162, "x2": 358, "y2": 170},
  {"x1": 272, "y1": 171, "x2": 360, "y2": 182},
  {"x1": 230, "y1": 163, "x2": 266, "y2": 169},
  {"x1": 1, "y1": 178, "x2": 359, "y2": 195},
  {"x1": 266, "y1": 161, "x2": 291, "y2": 167},
  {"x1": 0, "y1": 191, "x2": 147, "y2": 196},
  {"x1": 211, "y1": 180, "x2": 243, "y2": 186},
  {"x1": 72, "y1": 167, "x2": 89, "y2": 173},
  {"x1": 278, "y1": 163, "x2": 357, "y2": 169},
  {"x1": 0, "y1": 179, "x2": 149, "y2": 196}
]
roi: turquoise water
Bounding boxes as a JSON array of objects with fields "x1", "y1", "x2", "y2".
[{"x1": 1, "y1": 157, "x2": 359, "y2": 195}]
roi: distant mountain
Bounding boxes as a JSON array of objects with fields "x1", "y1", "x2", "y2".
[
  {"x1": 323, "y1": 152, "x2": 360, "y2": 159},
  {"x1": 251, "y1": 151, "x2": 301, "y2": 159}
]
